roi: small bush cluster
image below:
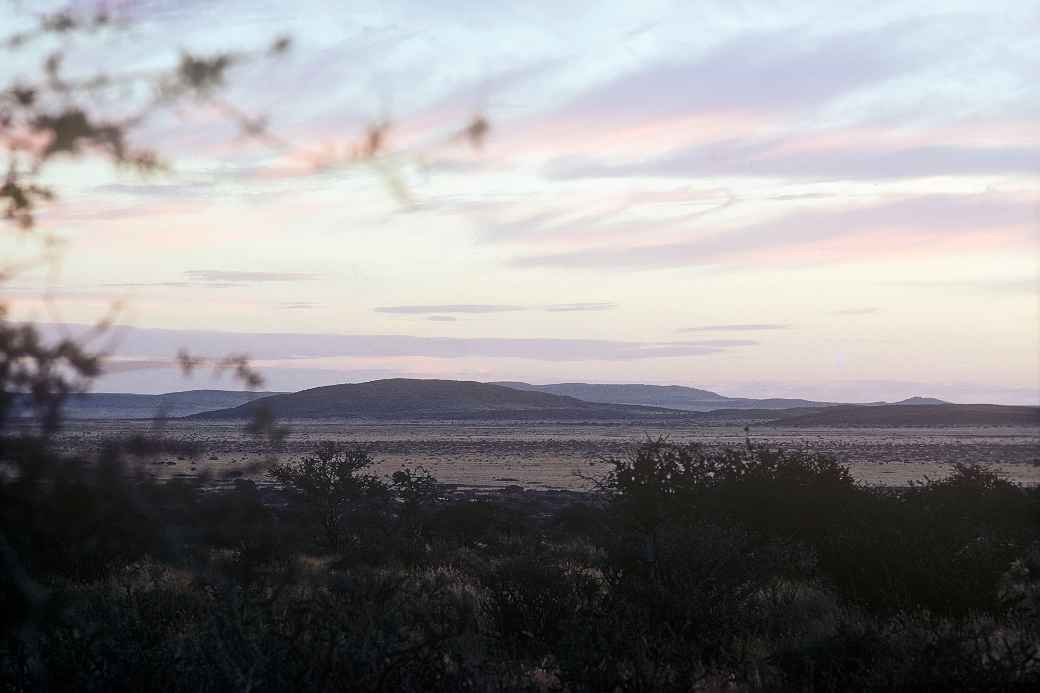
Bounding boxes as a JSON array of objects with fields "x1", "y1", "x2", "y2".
[{"x1": 1, "y1": 436, "x2": 1038, "y2": 691}]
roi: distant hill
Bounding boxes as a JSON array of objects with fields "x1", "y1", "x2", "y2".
[
  {"x1": 14, "y1": 380, "x2": 1024, "y2": 425},
  {"x1": 190, "y1": 378, "x2": 689, "y2": 421},
  {"x1": 893, "y1": 396, "x2": 949, "y2": 406},
  {"x1": 12, "y1": 390, "x2": 282, "y2": 420},
  {"x1": 771, "y1": 403, "x2": 1039, "y2": 427},
  {"x1": 494, "y1": 382, "x2": 836, "y2": 411}
]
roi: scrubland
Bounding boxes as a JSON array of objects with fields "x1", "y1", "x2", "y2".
[{"x1": 3, "y1": 427, "x2": 1038, "y2": 691}]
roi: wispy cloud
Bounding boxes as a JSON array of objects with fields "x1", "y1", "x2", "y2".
[
  {"x1": 545, "y1": 128, "x2": 1040, "y2": 181},
  {"x1": 102, "y1": 271, "x2": 321, "y2": 291},
  {"x1": 427, "y1": 315, "x2": 458, "y2": 322},
  {"x1": 41, "y1": 324, "x2": 757, "y2": 362},
  {"x1": 832, "y1": 307, "x2": 881, "y2": 316},
  {"x1": 459, "y1": 188, "x2": 735, "y2": 248},
  {"x1": 104, "y1": 282, "x2": 197, "y2": 289},
  {"x1": 376, "y1": 304, "x2": 526, "y2": 314},
  {"x1": 510, "y1": 194, "x2": 1037, "y2": 270},
  {"x1": 100, "y1": 358, "x2": 177, "y2": 374},
  {"x1": 377, "y1": 303, "x2": 618, "y2": 315},
  {"x1": 543, "y1": 302, "x2": 617, "y2": 312},
  {"x1": 544, "y1": 21, "x2": 923, "y2": 129},
  {"x1": 888, "y1": 279, "x2": 1039, "y2": 295},
  {"x1": 91, "y1": 182, "x2": 215, "y2": 198},
  {"x1": 680, "y1": 323, "x2": 789, "y2": 332},
  {"x1": 184, "y1": 270, "x2": 320, "y2": 283}
]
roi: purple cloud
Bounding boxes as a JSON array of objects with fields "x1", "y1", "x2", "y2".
[
  {"x1": 547, "y1": 21, "x2": 925, "y2": 127},
  {"x1": 38, "y1": 324, "x2": 758, "y2": 362},
  {"x1": 546, "y1": 140, "x2": 1040, "y2": 181}
]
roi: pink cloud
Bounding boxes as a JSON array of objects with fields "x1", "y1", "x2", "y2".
[{"x1": 508, "y1": 193, "x2": 1038, "y2": 269}]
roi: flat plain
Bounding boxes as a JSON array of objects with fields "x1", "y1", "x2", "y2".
[{"x1": 47, "y1": 419, "x2": 1040, "y2": 489}]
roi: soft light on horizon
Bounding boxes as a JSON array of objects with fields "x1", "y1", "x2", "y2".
[{"x1": 2, "y1": 0, "x2": 1037, "y2": 403}]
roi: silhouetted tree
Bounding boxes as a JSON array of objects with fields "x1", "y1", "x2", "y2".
[{"x1": 268, "y1": 442, "x2": 387, "y2": 549}]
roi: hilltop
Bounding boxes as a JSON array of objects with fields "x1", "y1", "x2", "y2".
[
  {"x1": 495, "y1": 382, "x2": 836, "y2": 411},
  {"x1": 189, "y1": 378, "x2": 688, "y2": 421},
  {"x1": 893, "y1": 396, "x2": 949, "y2": 406}
]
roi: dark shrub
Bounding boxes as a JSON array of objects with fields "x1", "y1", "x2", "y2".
[
  {"x1": 550, "y1": 501, "x2": 606, "y2": 538},
  {"x1": 429, "y1": 499, "x2": 533, "y2": 548},
  {"x1": 480, "y1": 554, "x2": 600, "y2": 656},
  {"x1": 267, "y1": 441, "x2": 389, "y2": 550},
  {"x1": 820, "y1": 465, "x2": 1039, "y2": 615}
]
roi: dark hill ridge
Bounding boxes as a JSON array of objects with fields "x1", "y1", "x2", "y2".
[
  {"x1": 893, "y1": 396, "x2": 949, "y2": 406},
  {"x1": 19, "y1": 380, "x2": 1030, "y2": 425},
  {"x1": 186, "y1": 379, "x2": 1033, "y2": 426},
  {"x1": 495, "y1": 381, "x2": 726, "y2": 402},
  {"x1": 772, "y1": 403, "x2": 1038, "y2": 427},
  {"x1": 11, "y1": 389, "x2": 281, "y2": 420},
  {"x1": 189, "y1": 378, "x2": 689, "y2": 421},
  {"x1": 494, "y1": 381, "x2": 836, "y2": 411}
]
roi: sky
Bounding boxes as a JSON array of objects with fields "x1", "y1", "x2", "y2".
[{"x1": 3, "y1": 0, "x2": 1039, "y2": 403}]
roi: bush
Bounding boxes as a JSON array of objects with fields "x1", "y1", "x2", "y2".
[
  {"x1": 268, "y1": 441, "x2": 389, "y2": 550},
  {"x1": 3, "y1": 435, "x2": 1037, "y2": 690},
  {"x1": 818, "y1": 464, "x2": 1039, "y2": 615},
  {"x1": 480, "y1": 554, "x2": 600, "y2": 656}
]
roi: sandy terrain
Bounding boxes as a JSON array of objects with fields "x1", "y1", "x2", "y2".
[{"x1": 38, "y1": 419, "x2": 1040, "y2": 490}]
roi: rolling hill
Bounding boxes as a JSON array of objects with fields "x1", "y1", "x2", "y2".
[
  {"x1": 189, "y1": 378, "x2": 690, "y2": 421},
  {"x1": 12, "y1": 390, "x2": 281, "y2": 420},
  {"x1": 770, "y1": 403, "x2": 1039, "y2": 427},
  {"x1": 17, "y1": 380, "x2": 1028, "y2": 426},
  {"x1": 892, "y1": 396, "x2": 949, "y2": 406},
  {"x1": 494, "y1": 382, "x2": 837, "y2": 411}
]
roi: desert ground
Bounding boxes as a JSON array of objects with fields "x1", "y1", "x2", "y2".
[{"x1": 46, "y1": 419, "x2": 1040, "y2": 489}]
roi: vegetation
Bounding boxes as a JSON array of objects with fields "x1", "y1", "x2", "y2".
[{"x1": 1, "y1": 433, "x2": 1037, "y2": 691}]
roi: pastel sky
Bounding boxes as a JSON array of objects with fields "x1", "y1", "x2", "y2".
[{"x1": 3, "y1": 0, "x2": 1038, "y2": 403}]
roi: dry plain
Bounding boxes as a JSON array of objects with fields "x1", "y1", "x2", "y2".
[{"x1": 47, "y1": 419, "x2": 1040, "y2": 490}]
